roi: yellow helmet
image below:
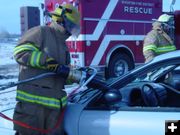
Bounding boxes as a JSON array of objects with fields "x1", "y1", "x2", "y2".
[
  {"x1": 50, "y1": 4, "x2": 80, "y2": 36},
  {"x1": 50, "y1": 4, "x2": 80, "y2": 26}
]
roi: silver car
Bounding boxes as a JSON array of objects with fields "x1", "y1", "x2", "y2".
[
  {"x1": 0, "y1": 51, "x2": 180, "y2": 135},
  {"x1": 64, "y1": 50, "x2": 180, "y2": 135}
]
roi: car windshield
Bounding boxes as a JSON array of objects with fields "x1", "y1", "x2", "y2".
[
  {"x1": 108, "y1": 59, "x2": 180, "y2": 90},
  {"x1": 133, "y1": 65, "x2": 177, "y2": 82}
]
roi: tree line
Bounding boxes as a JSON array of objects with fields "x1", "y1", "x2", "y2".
[{"x1": 0, "y1": 29, "x2": 20, "y2": 39}]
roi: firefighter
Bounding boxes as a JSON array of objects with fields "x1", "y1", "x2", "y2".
[
  {"x1": 13, "y1": 4, "x2": 82, "y2": 135},
  {"x1": 143, "y1": 14, "x2": 176, "y2": 63}
]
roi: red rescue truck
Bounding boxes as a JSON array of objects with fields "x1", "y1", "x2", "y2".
[{"x1": 44, "y1": 0, "x2": 180, "y2": 78}]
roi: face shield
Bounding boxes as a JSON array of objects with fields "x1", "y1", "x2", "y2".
[{"x1": 63, "y1": 16, "x2": 80, "y2": 37}]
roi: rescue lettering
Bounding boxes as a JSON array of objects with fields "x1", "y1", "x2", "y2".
[{"x1": 124, "y1": 6, "x2": 152, "y2": 14}]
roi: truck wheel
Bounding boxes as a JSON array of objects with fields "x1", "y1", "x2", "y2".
[{"x1": 106, "y1": 53, "x2": 134, "y2": 78}]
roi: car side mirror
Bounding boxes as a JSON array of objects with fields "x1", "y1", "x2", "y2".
[{"x1": 104, "y1": 89, "x2": 122, "y2": 105}]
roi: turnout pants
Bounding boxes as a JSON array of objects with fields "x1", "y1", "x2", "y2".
[{"x1": 13, "y1": 102, "x2": 64, "y2": 135}]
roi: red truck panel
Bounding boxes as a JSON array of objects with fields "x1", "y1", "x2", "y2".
[{"x1": 45, "y1": 0, "x2": 179, "y2": 74}]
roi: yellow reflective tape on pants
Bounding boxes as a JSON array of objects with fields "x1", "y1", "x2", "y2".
[
  {"x1": 17, "y1": 90, "x2": 67, "y2": 109},
  {"x1": 17, "y1": 96, "x2": 60, "y2": 108}
]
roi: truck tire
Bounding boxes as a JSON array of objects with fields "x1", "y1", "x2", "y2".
[{"x1": 106, "y1": 53, "x2": 134, "y2": 78}]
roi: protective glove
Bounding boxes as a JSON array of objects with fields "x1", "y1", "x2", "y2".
[
  {"x1": 46, "y1": 57, "x2": 70, "y2": 78},
  {"x1": 55, "y1": 65, "x2": 70, "y2": 79},
  {"x1": 46, "y1": 58, "x2": 59, "y2": 71},
  {"x1": 56, "y1": 66, "x2": 86, "y2": 83},
  {"x1": 46, "y1": 57, "x2": 86, "y2": 83}
]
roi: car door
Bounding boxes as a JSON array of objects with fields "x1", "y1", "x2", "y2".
[{"x1": 78, "y1": 107, "x2": 180, "y2": 135}]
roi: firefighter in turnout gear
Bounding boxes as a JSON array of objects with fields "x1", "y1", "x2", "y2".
[
  {"x1": 143, "y1": 14, "x2": 176, "y2": 63},
  {"x1": 13, "y1": 4, "x2": 81, "y2": 135}
]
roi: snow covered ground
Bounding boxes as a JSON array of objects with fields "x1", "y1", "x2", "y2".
[
  {"x1": 0, "y1": 42, "x2": 18, "y2": 110},
  {"x1": 0, "y1": 41, "x2": 18, "y2": 134}
]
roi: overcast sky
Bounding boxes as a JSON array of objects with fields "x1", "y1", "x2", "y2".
[
  {"x1": 0, "y1": 0, "x2": 179, "y2": 34},
  {"x1": 0, "y1": 0, "x2": 43, "y2": 34}
]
